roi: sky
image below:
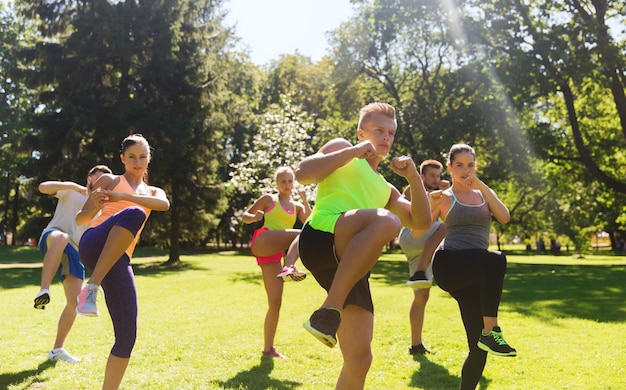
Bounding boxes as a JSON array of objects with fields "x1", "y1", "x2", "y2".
[
  {"x1": 0, "y1": 0, "x2": 356, "y2": 65},
  {"x1": 224, "y1": 0, "x2": 355, "y2": 65}
]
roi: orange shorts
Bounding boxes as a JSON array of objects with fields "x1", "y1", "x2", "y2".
[{"x1": 250, "y1": 227, "x2": 283, "y2": 266}]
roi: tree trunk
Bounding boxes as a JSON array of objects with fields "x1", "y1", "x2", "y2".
[{"x1": 165, "y1": 190, "x2": 180, "y2": 265}]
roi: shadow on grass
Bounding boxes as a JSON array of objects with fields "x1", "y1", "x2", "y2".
[
  {"x1": 212, "y1": 355, "x2": 301, "y2": 389},
  {"x1": 0, "y1": 253, "x2": 202, "y2": 290},
  {"x1": 0, "y1": 359, "x2": 55, "y2": 389},
  {"x1": 409, "y1": 354, "x2": 462, "y2": 389},
  {"x1": 410, "y1": 354, "x2": 495, "y2": 389},
  {"x1": 371, "y1": 258, "x2": 626, "y2": 323},
  {"x1": 504, "y1": 263, "x2": 626, "y2": 323}
]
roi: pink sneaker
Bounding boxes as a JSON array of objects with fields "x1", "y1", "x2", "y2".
[
  {"x1": 76, "y1": 283, "x2": 99, "y2": 317},
  {"x1": 276, "y1": 265, "x2": 307, "y2": 282},
  {"x1": 262, "y1": 347, "x2": 287, "y2": 359}
]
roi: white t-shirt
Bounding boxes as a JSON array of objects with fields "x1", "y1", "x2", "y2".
[{"x1": 39, "y1": 189, "x2": 89, "y2": 250}]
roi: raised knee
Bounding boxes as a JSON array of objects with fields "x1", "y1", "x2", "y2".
[
  {"x1": 379, "y1": 211, "x2": 401, "y2": 240},
  {"x1": 124, "y1": 206, "x2": 147, "y2": 220},
  {"x1": 50, "y1": 231, "x2": 70, "y2": 246}
]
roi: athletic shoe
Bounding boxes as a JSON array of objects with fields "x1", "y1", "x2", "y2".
[
  {"x1": 48, "y1": 348, "x2": 80, "y2": 363},
  {"x1": 34, "y1": 289, "x2": 50, "y2": 310},
  {"x1": 276, "y1": 265, "x2": 307, "y2": 282},
  {"x1": 262, "y1": 347, "x2": 287, "y2": 359},
  {"x1": 409, "y1": 343, "x2": 430, "y2": 355},
  {"x1": 406, "y1": 271, "x2": 432, "y2": 289},
  {"x1": 303, "y1": 308, "x2": 341, "y2": 348},
  {"x1": 477, "y1": 326, "x2": 517, "y2": 356},
  {"x1": 76, "y1": 283, "x2": 99, "y2": 317}
]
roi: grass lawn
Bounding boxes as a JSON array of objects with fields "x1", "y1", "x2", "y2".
[{"x1": 0, "y1": 245, "x2": 625, "y2": 389}]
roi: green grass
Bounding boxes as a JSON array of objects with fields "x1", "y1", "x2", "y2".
[{"x1": 1, "y1": 246, "x2": 625, "y2": 389}]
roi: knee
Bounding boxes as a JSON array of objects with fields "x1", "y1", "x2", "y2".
[
  {"x1": 49, "y1": 232, "x2": 70, "y2": 247},
  {"x1": 111, "y1": 327, "x2": 137, "y2": 359},
  {"x1": 267, "y1": 295, "x2": 282, "y2": 310},
  {"x1": 123, "y1": 206, "x2": 147, "y2": 221},
  {"x1": 376, "y1": 210, "x2": 402, "y2": 241},
  {"x1": 118, "y1": 207, "x2": 147, "y2": 234},
  {"x1": 413, "y1": 291, "x2": 430, "y2": 306},
  {"x1": 344, "y1": 347, "x2": 373, "y2": 375}
]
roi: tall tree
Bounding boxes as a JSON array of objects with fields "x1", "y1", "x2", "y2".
[
  {"x1": 13, "y1": 0, "x2": 243, "y2": 262},
  {"x1": 456, "y1": 0, "x2": 626, "y2": 246},
  {"x1": 1, "y1": 5, "x2": 40, "y2": 243}
]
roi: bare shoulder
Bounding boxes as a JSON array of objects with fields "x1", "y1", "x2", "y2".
[
  {"x1": 319, "y1": 138, "x2": 352, "y2": 154},
  {"x1": 93, "y1": 173, "x2": 118, "y2": 190}
]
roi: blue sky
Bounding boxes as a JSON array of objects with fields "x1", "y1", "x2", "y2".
[
  {"x1": 224, "y1": 0, "x2": 355, "y2": 65},
  {"x1": 0, "y1": 0, "x2": 355, "y2": 65}
]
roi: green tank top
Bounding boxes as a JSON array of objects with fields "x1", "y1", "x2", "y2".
[
  {"x1": 262, "y1": 195, "x2": 296, "y2": 230},
  {"x1": 309, "y1": 158, "x2": 391, "y2": 233}
]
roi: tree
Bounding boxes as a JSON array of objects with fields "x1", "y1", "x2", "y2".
[
  {"x1": 0, "y1": 5, "x2": 40, "y2": 243},
  {"x1": 227, "y1": 95, "x2": 314, "y2": 247},
  {"x1": 456, "y1": 0, "x2": 626, "y2": 245},
  {"x1": 12, "y1": 0, "x2": 245, "y2": 262}
]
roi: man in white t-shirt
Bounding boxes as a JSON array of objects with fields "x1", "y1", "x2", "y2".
[{"x1": 34, "y1": 165, "x2": 112, "y2": 363}]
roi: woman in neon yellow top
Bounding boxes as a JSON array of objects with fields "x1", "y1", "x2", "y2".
[
  {"x1": 296, "y1": 102, "x2": 431, "y2": 389},
  {"x1": 242, "y1": 166, "x2": 311, "y2": 358}
]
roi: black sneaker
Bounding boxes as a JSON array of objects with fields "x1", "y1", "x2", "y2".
[
  {"x1": 406, "y1": 271, "x2": 432, "y2": 289},
  {"x1": 409, "y1": 343, "x2": 430, "y2": 355},
  {"x1": 303, "y1": 308, "x2": 341, "y2": 348},
  {"x1": 477, "y1": 326, "x2": 517, "y2": 357},
  {"x1": 34, "y1": 289, "x2": 50, "y2": 310}
]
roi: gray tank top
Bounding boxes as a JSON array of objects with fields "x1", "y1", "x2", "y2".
[{"x1": 441, "y1": 189, "x2": 491, "y2": 250}]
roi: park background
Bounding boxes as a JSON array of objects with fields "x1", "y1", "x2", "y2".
[
  {"x1": 0, "y1": 1, "x2": 625, "y2": 388},
  {"x1": 0, "y1": 0, "x2": 625, "y2": 262}
]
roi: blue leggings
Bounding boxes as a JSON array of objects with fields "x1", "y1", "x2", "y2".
[{"x1": 79, "y1": 207, "x2": 147, "y2": 358}]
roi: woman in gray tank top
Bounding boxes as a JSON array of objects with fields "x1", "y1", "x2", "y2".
[{"x1": 430, "y1": 144, "x2": 516, "y2": 390}]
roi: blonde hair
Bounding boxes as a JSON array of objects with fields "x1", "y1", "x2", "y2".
[
  {"x1": 274, "y1": 166, "x2": 295, "y2": 182},
  {"x1": 357, "y1": 102, "x2": 396, "y2": 129}
]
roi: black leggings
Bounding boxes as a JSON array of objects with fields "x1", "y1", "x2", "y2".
[{"x1": 432, "y1": 248, "x2": 507, "y2": 390}]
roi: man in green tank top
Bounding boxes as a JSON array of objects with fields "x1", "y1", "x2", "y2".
[{"x1": 296, "y1": 102, "x2": 432, "y2": 389}]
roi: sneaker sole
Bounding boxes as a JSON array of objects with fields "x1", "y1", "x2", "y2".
[
  {"x1": 76, "y1": 309, "x2": 99, "y2": 317},
  {"x1": 303, "y1": 320, "x2": 337, "y2": 348},
  {"x1": 477, "y1": 341, "x2": 517, "y2": 357},
  {"x1": 288, "y1": 273, "x2": 306, "y2": 282},
  {"x1": 406, "y1": 280, "x2": 432, "y2": 289},
  {"x1": 34, "y1": 294, "x2": 50, "y2": 310}
]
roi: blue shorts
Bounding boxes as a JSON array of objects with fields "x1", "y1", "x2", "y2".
[{"x1": 39, "y1": 230, "x2": 85, "y2": 282}]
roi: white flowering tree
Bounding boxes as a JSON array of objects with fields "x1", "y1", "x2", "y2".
[
  {"x1": 225, "y1": 95, "x2": 318, "y2": 248},
  {"x1": 229, "y1": 95, "x2": 314, "y2": 200}
]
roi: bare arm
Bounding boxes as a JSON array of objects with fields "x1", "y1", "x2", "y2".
[
  {"x1": 295, "y1": 138, "x2": 377, "y2": 185},
  {"x1": 242, "y1": 194, "x2": 272, "y2": 224},
  {"x1": 76, "y1": 174, "x2": 116, "y2": 226},
  {"x1": 103, "y1": 186, "x2": 170, "y2": 212},
  {"x1": 39, "y1": 181, "x2": 86, "y2": 196},
  {"x1": 386, "y1": 156, "x2": 432, "y2": 230},
  {"x1": 464, "y1": 175, "x2": 510, "y2": 224},
  {"x1": 296, "y1": 189, "x2": 311, "y2": 223}
]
